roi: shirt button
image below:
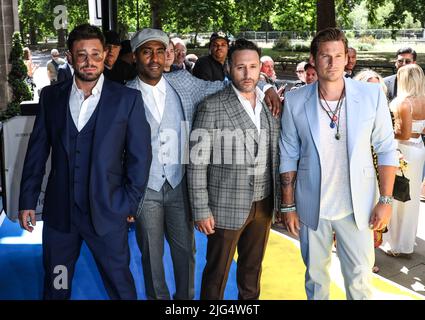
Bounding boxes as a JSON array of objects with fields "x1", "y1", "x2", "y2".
[{"x1": 162, "y1": 175, "x2": 165, "y2": 178}]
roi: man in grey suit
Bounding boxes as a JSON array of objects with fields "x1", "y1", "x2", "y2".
[
  {"x1": 127, "y1": 29, "x2": 281, "y2": 300},
  {"x1": 279, "y1": 28, "x2": 398, "y2": 300},
  {"x1": 384, "y1": 47, "x2": 417, "y2": 101},
  {"x1": 188, "y1": 39, "x2": 281, "y2": 300}
]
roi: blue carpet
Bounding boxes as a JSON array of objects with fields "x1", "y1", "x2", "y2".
[{"x1": 0, "y1": 216, "x2": 238, "y2": 300}]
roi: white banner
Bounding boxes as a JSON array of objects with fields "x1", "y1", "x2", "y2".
[
  {"x1": 88, "y1": 0, "x2": 102, "y2": 26},
  {"x1": 1, "y1": 116, "x2": 50, "y2": 222}
]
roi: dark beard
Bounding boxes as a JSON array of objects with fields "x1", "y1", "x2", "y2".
[{"x1": 74, "y1": 67, "x2": 102, "y2": 82}]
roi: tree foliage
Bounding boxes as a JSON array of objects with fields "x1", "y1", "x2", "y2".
[
  {"x1": 1, "y1": 32, "x2": 32, "y2": 120},
  {"x1": 18, "y1": 0, "x2": 425, "y2": 43},
  {"x1": 367, "y1": 0, "x2": 425, "y2": 28}
]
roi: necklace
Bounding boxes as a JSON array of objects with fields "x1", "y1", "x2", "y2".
[{"x1": 318, "y1": 86, "x2": 345, "y2": 140}]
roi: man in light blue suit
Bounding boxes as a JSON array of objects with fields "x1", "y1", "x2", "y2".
[{"x1": 279, "y1": 28, "x2": 398, "y2": 300}]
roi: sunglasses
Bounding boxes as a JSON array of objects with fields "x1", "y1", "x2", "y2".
[
  {"x1": 74, "y1": 51, "x2": 104, "y2": 63},
  {"x1": 296, "y1": 70, "x2": 305, "y2": 73}
]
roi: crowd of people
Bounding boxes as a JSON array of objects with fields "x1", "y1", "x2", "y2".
[{"x1": 18, "y1": 23, "x2": 425, "y2": 301}]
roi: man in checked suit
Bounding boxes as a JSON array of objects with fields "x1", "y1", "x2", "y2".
[
  {"x1": 127, "y1": 29, "x2": 281, "y2": 300},
  {"x1": 188, "y1": 39, "x2": 281, "y2": 300}
]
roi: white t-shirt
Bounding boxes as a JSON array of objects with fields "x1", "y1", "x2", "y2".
[{"x1": 317, "y1": 97, "x2": 354, "y2": 220}]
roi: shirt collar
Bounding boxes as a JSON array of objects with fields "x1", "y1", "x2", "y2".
[
  {"x1": 138, "y1": 75, "x2": 166, "y2": 95},
  {"x1": 231, "y1": 83, "x2": 265, "y2": 104},
  {"x1": 72, "y1": 73, "x2": 104, "y2": 97}
]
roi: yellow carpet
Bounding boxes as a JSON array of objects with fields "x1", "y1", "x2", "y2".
[{"x1": 254, "y1": 229, "x2": 424, "y2": 300}]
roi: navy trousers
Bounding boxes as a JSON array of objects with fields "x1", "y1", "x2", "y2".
[{"x1": 42, "y1": 206, "x2": 136, "y2": 300}]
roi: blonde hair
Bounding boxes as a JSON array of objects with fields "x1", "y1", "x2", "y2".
[
  {"x1": 396, "y1": 64, "x2": 425, "y2": 99},
  {"x1": 354, "y1": 68, "x2": 387, "y2": 96}
]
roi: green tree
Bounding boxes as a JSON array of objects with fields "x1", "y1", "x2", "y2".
[
  {"x1": 366, "y1": 0, "x2": 425, "y2": 29},
  {"x1": 19, "y1": 0, "x2": 48, "y2": 45},
  {"x1": 1, "y1": 32, "x2": 32, "y2": 120},
  {"x1": 271, "y1": 0, "x2": 316, "y2": 32}
]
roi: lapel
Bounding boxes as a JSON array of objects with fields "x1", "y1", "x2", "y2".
[
  {"x1": 91, "y1": 79, "x2": 121, "y2": 157},
  {"x1": 304, "y1": 82, "x2": 320, "y2": 156},
  {"x1": 58, "y1": 80, "x2": 73, "y2": 156},
  {"x1": 223, "y1": 86, "x2": 258, "y2": 158},
  {"x1": 163, "y1": 74, "x2": 188, "y2": 123},
  {"x1": 344, "y1": 77, "x2": 361, "y2": 162}
]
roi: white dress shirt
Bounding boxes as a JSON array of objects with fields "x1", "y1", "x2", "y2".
[
  {"x1": 138, "y1": 76, "x2": 167, "y2": 124},
  {"x1": 232, "y1": 84, "x2": 265, "y2": 134},
  {"x1": 69, "y1": 74, "x2": 104, "y2": 131}
]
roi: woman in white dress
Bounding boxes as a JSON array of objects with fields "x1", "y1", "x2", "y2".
[{"x1": 382, "y1": 64, "x2": 425, "y2": 255}]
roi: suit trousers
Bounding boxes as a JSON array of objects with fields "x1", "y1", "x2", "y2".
[
  {"x1": 135, "y1": 179, "x2": 195, "y2": 300},
  {"x1": 42, "y1": 206, "x2": 136, "y2": 300},
  {"x1": 200, "y1": 196, "x2": 273, "y2": 300},
  {"x1": 299, "y1": 213, "x2": 374, "y2": 300}
]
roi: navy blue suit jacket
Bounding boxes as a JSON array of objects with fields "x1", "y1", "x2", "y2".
[
  {"x1": 19, "y1": 78, "x2": 152, "y2": 236},
  {"x1": 57, "y1": 63, "x2": 73, "y2": 83}
]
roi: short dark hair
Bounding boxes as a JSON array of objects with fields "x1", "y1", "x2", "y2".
[
  {"x1": 67, "y1": 24, "x2": 105, "y2": 52},
  {"x1": 304, "y1": 63, "x2": 315, "y2": 71},
  {"x1": 310, "y1": 28, "x2": 348, "y2": 59},
  {"x1": 396, "y1": 47, "x2": 417, "y2": 61},
  {"x1": 228, "y1": 39, "x2": 261, "y2": 65}
]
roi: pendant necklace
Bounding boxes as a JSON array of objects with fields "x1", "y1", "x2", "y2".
[{"x1": 318, "y1": 86, "x2": 345, "y2": 140}]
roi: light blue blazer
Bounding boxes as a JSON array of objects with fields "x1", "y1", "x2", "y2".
[{"x1": 279, "y1": 77, "x2": 398, "y2": 231}]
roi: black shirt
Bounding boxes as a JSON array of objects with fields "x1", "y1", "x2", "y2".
[{"x1": 193, "y1": 55, "x2": 228, "y2": 81}]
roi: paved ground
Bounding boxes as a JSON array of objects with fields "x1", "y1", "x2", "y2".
[{"x1": 273, "y1": 201, "x2": 425, "y2": 296}]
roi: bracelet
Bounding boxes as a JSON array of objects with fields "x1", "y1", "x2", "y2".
[
  {"x1": 378, "y1": 195, "x2": 393, "y2": 205},
  {"x1": 280, "y1": 203, "x2": 296, "y2": 208},
  {"x1": 280, "y1": 206, "x2": 296, "y2": 213}
]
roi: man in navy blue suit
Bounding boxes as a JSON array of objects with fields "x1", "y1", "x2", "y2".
[
  {"x1": 57, "y1": 51, "x2": 73, "y2": 83},
  {"x1": 18, "y1": 24, "x2": 152, "y2": 300}
]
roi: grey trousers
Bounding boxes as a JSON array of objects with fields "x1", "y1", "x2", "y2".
[{"x1": 135, "y1": 180, "x2": 195, "y2": 300}]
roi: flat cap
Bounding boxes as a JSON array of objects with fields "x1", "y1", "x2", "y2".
[{"x1": 131, "y1": 28, "x2": 169, "y2": 52}]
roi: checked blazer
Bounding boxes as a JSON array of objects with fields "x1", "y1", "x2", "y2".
[{"x1": 187, "y1": 85, "x2": 281, "y2": 230}]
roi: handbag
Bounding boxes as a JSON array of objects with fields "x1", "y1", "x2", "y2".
[{"x1": 393, "y1": 169, "x2": 411, "y2": 202}]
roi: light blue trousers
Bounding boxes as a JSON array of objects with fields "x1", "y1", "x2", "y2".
[{"x1": 299, "y1": 213, "x2": 374, "y2": 300}]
